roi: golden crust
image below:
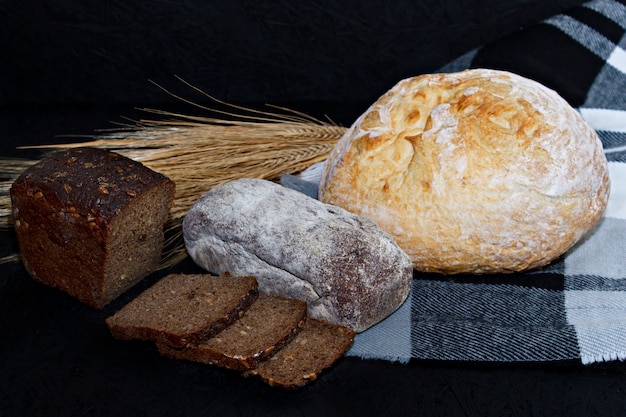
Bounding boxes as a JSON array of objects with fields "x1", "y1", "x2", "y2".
[{"x1": 319, "y1": 69, "x2": 610, "y2": 274}]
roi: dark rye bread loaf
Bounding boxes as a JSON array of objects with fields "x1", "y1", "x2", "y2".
[
  {"x1": 156, "y1": 294, "x2": 308, "y2": 371},
  {"x1": 106, "y1": 274, "x2": 259, "y2": 348},
  {"x1": 245, "y1": 318, "x2": 355, "y2": 389},
  {"x1": 10, "y1": 147, "x2": 175, "y2": 309}
]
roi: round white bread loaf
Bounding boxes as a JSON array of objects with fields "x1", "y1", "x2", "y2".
[{"x1": 319, "y1": 69, "x2": 610, "y2": 274}]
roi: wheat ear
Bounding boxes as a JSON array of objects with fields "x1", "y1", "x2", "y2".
[{"x1": 0, "y1": 87, "x2": 348, "y2": 266}]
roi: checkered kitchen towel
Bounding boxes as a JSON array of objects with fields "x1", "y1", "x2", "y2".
[{"x1": 284, "y1": 0, "x2": 626, "y2": 364}]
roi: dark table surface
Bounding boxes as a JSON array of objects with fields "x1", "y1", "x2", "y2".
[{"x1": 2, "y1": 104, "x2": 626, "y2": 417}]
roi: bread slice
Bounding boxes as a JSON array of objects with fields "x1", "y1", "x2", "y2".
[
  {"x1": 245, "y1": 318, "x2": 355, "y2": 389},
  {"x1": 106, "y1": 274, "x2": 258, "y2": 348},
  {"x1": 156, "y1": 295, "x2": 307, "y2": 371}
]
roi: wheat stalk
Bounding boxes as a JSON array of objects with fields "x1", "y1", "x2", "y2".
[{"x1": 0, "y1": 83, "x2": 348, "y2": 266}]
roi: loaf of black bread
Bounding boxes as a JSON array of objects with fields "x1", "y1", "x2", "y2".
[{"x1": 10, "y1": 147, "x2": 175, "y2": 308}]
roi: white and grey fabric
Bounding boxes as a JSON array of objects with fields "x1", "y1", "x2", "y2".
[{"x1": 284, "y1": 0, "x2": 626, "y2": 364}]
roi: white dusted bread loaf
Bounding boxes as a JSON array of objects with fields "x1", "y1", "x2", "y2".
[
  {"x1": 319, "y1": 69, "x2": 610, "y2": 274},
  {"x1": 182, "y1": 178, "x2": 413, "y2": 332}
]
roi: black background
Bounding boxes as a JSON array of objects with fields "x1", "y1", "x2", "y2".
[
  {"x1": 5, "y1": 1, "x2": 626, "y2": 416},
  {"x1": 2, "y1": 0, "x2": 588, "y2": 107}
]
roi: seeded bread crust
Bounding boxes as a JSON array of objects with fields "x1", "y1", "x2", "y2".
[
  {"x1": 244, "y1": 318, "x2": 355, "y2": 389},
  {"x1": 106, "y1": 274, "x2": 259, "y2": 348},
  {"x1": 10, "y1": 147, "x2": 175, "y2": 308},
  {"x1": 156, "y1": 295, "x2": 308, "y2": 371}
]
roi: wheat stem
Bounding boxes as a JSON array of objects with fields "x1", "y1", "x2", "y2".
[{"x1": 0, "y1": 101, "x2": 347, "y2": 268}]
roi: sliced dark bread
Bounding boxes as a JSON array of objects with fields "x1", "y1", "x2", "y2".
[
  {"x1": 245, "y1": 318, "x2": 355, "y2": 389},
  {"x1": 157, "y1": 294, "x2": 307, "y2": 371},
  {"x1": 106, "y1": 274, "x2": 258, "y2": 348}
]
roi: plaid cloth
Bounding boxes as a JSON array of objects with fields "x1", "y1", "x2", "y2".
[{"x1": 284, "y1": 0, "x2": 626, "y2": 364}]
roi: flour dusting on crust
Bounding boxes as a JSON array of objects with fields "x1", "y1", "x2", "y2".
[{"x1": 319, "y1": 69, "x2": 610, "y2": 274}]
